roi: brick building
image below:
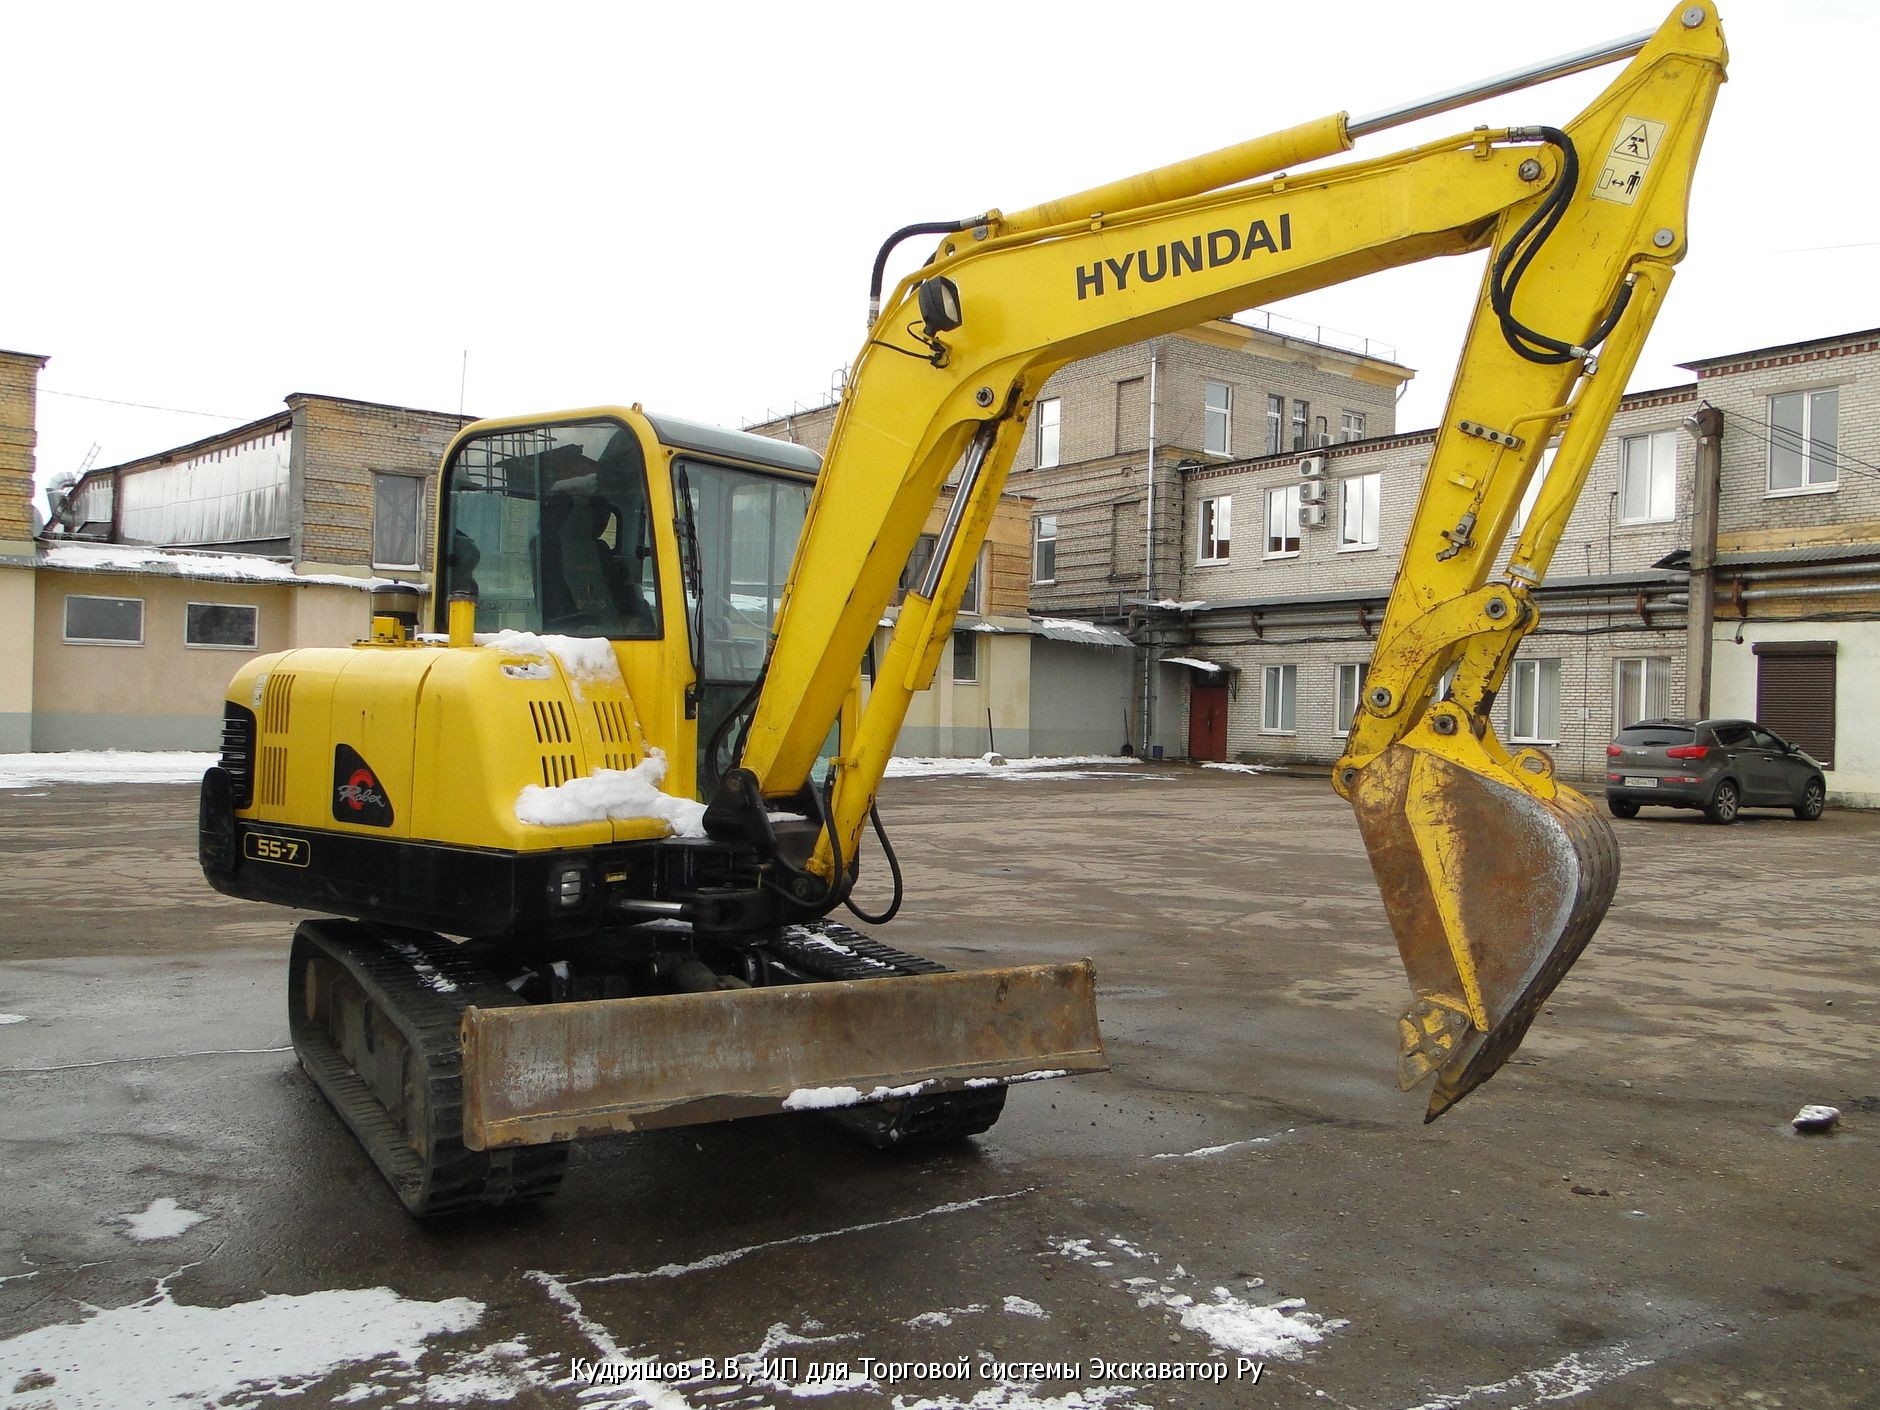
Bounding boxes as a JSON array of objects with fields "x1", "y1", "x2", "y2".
[
  {"x1": 1149, "y1": 327, "x2": 1880, "y2": 806},
  {"x1": 13, "y1": 388, "x2": 464, "y2": 751}
]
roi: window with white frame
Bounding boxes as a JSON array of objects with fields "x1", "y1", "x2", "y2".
[
  {"x1": 955, "y1": 547, "x2": 984, "y2": 615},
  {"x1": 1036, "y1": 397, "x2": 1062, "y2": 468},
  {"x1": 63, "y1": 594, "x2": 144, "y2": 645},
  {"x1": 1262, "y1": 664, "x2": 1297, "y2": 732},
  {"x1": 1509, "y1": 657, "x2": 1562, "y2": 742},
  {"x1": 185, "y1": 602, "x2": 259, "y2": 650},
  {"x1": 1335, "y1": 662, "x2": 1368, "y2": 734},
  {"x1": 1266, "y1": 395, "x2": 1284, "y2": 454},
  {"x1": 1313, "y1": 415, "x2": 1329, "y2": 448},
  {"x1": 952, "y1": 630, "x2": 980, "y2": 683},
  {"x1": 1198, "y1": 495, "x2": 1231, "y2": 563},
  {"x1": 1768, "y1": 388, "x2": 1838, "y2": 493},
  {"x1": 1031, "y1": 514, "x2": 1058, "y2": 582},
  {"x1": 1618, "y1": 430, "x2": 1677, "y2": 524},
  {"x1": 1265, "y1": 484, "x2": 1300, "y2": 557},
  {"x1": 1204, "y1": 381, "x2": 1232, "y2": 455},
  {"x1": 1340, "y1": 410, "x2": 1366, "y2": 442},
  {"x1": 1513, "y1": 448, "x2": 1554, "y2": 534},
  {"x1": 1339, "y1": 473, "x2": 1380, "y2": 551},
  {"x1": 1615, "y1": 656, "x2": 1672, "y2": 728},
  {"x1": 1291, "y1": 399, "x2": 1309, "y2": 451}
]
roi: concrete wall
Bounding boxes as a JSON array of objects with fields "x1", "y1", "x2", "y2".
[
  {"x1": 28, "y1": 570, "x2": 369, "y2": 750},
  {"x1": 1711, "y1": 620, "x2": 1880, "y2": 809},
  {"x1": 883, "y1": 628, "x2": 1031, "y2": 757},
  {"x1": 0, "y1": 566, "x2": 35, "y2": 751},
  {"x1": 1028, "y1": 639, "x2": 1134, "y2": 757}
]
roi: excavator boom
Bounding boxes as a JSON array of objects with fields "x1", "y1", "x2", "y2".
[{"x1": 724, "y1": 3, "x2": 1728, "y2": 1116}]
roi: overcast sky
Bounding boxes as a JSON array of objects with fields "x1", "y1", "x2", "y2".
[{"x1": 8, "y1": 1, "x2": 1874, "y2": 503}]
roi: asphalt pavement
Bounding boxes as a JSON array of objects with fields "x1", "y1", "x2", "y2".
[{"x1": 0, "y1": 766, "x2": 1873, "y2": 1409}]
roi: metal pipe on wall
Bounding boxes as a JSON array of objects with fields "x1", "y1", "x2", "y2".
[{"x1": 1141, "y1": 343, "x2": 1160, "y2": 755}]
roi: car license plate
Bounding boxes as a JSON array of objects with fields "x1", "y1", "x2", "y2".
[{"x1": 1622, "y1": 776, "x2": 1658, "y2": 788}]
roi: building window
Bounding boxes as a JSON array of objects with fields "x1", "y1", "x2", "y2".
[
  {"x1": 952, "y1": 630, "x2": 979, "y2": 683},
  {"x1": 1618, "y1": 430, "x2": 1677, "y2": 524},
  {"x1": 185, "y1": 602, "x2": 259, "y2": 650},
  {"x1": 897, "y1": 533, "x2": 938, "y2": 605},
  {"x1": 1262, "y1": 664, "x2": 1297, "y2": 732},
  {"x1": 1204, "y1": 381, "x2": 1233, "y2": 455},
  {"x1": 1267, "y1": 395, "x2": 1284, "y2": 455},
  {"x1": 1265, "y1": 484, "x2": 1300, "y2": 558},
  {"x1": 1614, "y1": 656, "x2": 1672, "y2": 729},
  {"x1": 1339, "y1": 473, "x2": 1380, "y2": 551},
  {"x1": 957, "y1": 549, "x2": 983, "y2": 616},
  {"x1": 1114, "y1": 377, "x2": 1146, "y2": 454},
  {"x1": 1291, "y1": 400, "x2": 1309, "y2": 451},
  {"x1": 1037, "y1": 397, "x2": 1062, "y2": 468},
  {"x1": 1032, "y1": 514, "x2": 1058, "y2": 583},
  {"x1": 1313, "y1": 415, "x2": 1329, "y2": 448},
  {"x1": 1768, "y1": 388, "x2": 1838, "y2": 493},
  {"x1": 1198, "y1": 495, "x2": 1232, "y2": 563},
  {"x1": 1513, "y1": 448, "x2": 1553, "y2": 534},
  {"x1": 63, "y1": 594, "x2": 143, "y2": 646},
  {"x1": 1340, "y1": 410, "x2": 1366, "y2": 442},
  {"x1": 1335, "y1": 662, "x2": 1368, "y2": 734},
  {"x1": 373, "y1": 473, "x2": 424, "y2": 569},
  {"x1": 1510, "y1": 657, "x2": 1562, "y2": 742}
]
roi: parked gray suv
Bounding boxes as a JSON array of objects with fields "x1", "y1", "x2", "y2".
[{"x1": 1605, "y1": 718, "x2": 1827, "y2": 823}]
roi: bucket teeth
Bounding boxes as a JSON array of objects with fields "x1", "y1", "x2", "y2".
[{"x1": 1351, "y1": 742, "x2": 1620, "y2": 1119}]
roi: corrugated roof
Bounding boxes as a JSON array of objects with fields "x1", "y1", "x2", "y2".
[{"x1": 1712, "y1": 543, "x2": 1880, "y2": 568}]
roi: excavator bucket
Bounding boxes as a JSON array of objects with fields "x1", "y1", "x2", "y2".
[
  {"x1": 1348, "y1": 743, "x2": 1619, "y2": 1121},
  {"x1": 459, "y1": 960, "x2": 1107, "y2": 1149}
]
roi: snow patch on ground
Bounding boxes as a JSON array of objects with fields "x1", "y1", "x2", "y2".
[
  {"x1": 1396, "y1": 1345, "x2": 1656, "y2": 1410},
  {"x1": 515, "y1": 749, "x2": 707, "y2": 835},
  {"x1": 1002, "y1": 1294, "x2": 1049, "y2": 1319},
  {"x1": 117, "y1": 1198, "x2": 208, "y2": 1242},
  {"x1": 1150, "y1": 1136, "x2": 1274, "y2": 1160},
  {"x1": 0, "y1": 751, "x2": 216, "y2": 789},
  {"x1": 0, "y1": 1283, "x2": 483, "y2": 1409},
  {"x1": 782, "y1": 1080, "x2": 931, "y2": 1111},
  {"x1": 892, "y1": 1386, "x2": 1146, "y2": 1410},
  {"x1": 886, "y1": 755, "x2": 1144, "y2": 780},
  {"x1": 1050, "y1": 1234, "x2": 1341, "y2": 1361},
  {"x1": 0, "y1": 1014, "x2": 25, "y2": 1025},
  {"x1": 1200, "y1": 762, "x2": 1276, "y2": 775}
]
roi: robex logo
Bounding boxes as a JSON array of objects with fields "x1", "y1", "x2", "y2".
[
  {"x1": 1075, "y1": 214, "x2": 1293, "y2": 300},
  {"x1": 332, "y1": 744, "x2": 395, "y2": 827}
]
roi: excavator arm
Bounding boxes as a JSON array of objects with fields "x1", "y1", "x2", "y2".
[{"x1": 724, "y1": 3, "x2": 1727, "y2": 1115}]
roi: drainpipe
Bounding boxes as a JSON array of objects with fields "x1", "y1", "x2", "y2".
[
  {"x1": 1684, "y1": 405, "x2": 1723, "y2": 716},
  {"x1": 1141, "y1": 343, "x2": 1159, "y2": 755}
]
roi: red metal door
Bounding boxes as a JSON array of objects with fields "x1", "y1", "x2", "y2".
[{"x1": 1188, "y1": 681, "x2": 1228, "y2": 762}]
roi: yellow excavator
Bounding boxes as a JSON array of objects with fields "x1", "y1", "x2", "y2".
[{"x1": 200, "y1": 5, "x2": 1726, "y2": 1213}]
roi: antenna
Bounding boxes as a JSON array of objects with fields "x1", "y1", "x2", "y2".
[{"x1": 458, "y1": 350, "x2": 469, "y2": 421}]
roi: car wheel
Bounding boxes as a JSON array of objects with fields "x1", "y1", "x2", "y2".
[
  {"x1": 1705, "y1": 778, "x2": 1740, "y2": 825},
  {"x1": 1794, "y1": 778, "x2": 1826, "y2": 821},
  {"x1": 1607, "y1": 797, "x2": 1639, "y2": 819}
]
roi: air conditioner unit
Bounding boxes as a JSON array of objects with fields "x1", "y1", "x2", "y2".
[
  {"x1": 1301, "y1": 503, "x2": 1328, "y2": 528},
  {"x1": 1298, "y1": 454, "x2": 1326, "y2": 478},
  {"x1": 1298, "y1": 479, "x2": 1328, "y2": 505}
]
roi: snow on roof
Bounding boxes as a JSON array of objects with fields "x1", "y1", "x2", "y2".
[
  {"x1": 39, "y1": 542, "x2": 422, "y2": 592},
  {"x1": 1164, "y1": 656, "x2": 1229, "y2": 673},
  {"x1": 1031, "y1": 616, "x2": 1132, "y2": 647}
]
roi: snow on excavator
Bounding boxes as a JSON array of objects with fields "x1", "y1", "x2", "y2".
[{"x1": 200, "y1": 5, "x2": 1727, "y2": 1213}]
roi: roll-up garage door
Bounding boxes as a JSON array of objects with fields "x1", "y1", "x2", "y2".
[{"x1": 1753, "y1": 640, "x2": 1836, "y2": 768}]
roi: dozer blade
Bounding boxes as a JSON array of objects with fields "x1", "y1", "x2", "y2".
[
  {"x1": 459, "y1": 960, "x2": 1106, "y2": 1149},
  {"x1": 1349, "y1": 743, "x2": 1619, "y2": 1121}
]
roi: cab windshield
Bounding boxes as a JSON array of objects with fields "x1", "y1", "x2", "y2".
[{"x1": 442, "y1": 421, "x2": 660, "y2": 638}]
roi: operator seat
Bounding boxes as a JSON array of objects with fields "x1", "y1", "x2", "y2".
[{"x1": 540, "y1": 492, "x2": 653, "y2": 635}]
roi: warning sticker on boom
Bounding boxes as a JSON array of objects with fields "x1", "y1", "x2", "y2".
[{"x1": 1592, "y1": 116, "x2": 1667, "y2": 206}]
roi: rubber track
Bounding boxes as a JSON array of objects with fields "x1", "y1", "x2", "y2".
[
  {"x1": 763, "y1": 918, "x2": 1008, "y2": 1147},
  {"x1": 289, "y1": 921, "x2": 569, "y2": 1216}
]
